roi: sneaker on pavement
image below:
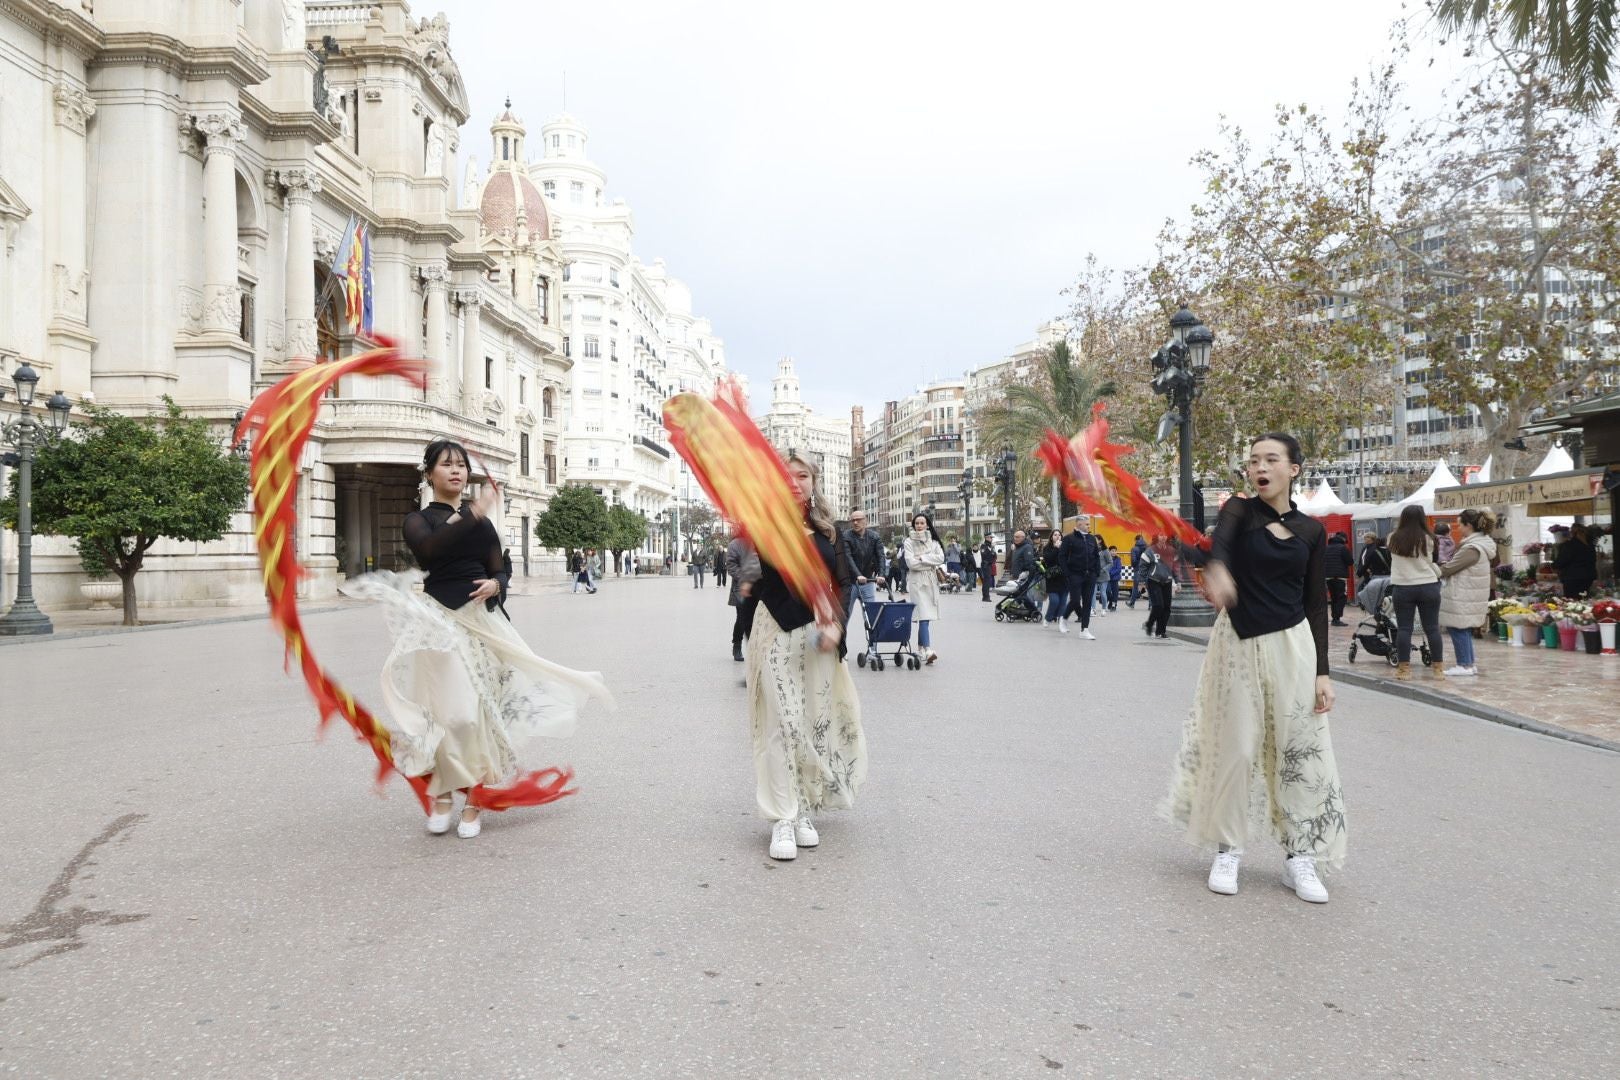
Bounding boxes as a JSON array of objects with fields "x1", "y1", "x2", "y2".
[
  {"x1": 1057, "y1": 621, "x2": 1069, "y2": 634},
  {"x1": 769, "y1": 820, "x2": 797, "y2": 860},
  {"x1": 794, "y1": 816, "x2": 819, "y2": 847},
  {"x1": 1443, "y1": 665, "x2": 1477, "y2": 677},
  {"x1": 1284, "y1": 855, "x2": 1329, "y2": 903},
  {"x1": 1080, "y1": 629, "x2": 1096, "y2": 640},
  {"x1": 1208, "y1": 850, "x2": 1240, "y2": 895}
]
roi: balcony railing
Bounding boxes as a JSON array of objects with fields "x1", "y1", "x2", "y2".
[
  {"x1": 318, "y1": 398, "x2": 511, "y2": 460},
  {"x1": 635, "y1": 434, "x2": 671, "y2": 459}
]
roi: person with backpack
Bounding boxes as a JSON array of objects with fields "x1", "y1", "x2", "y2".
[
  {"x1": 1357, "y1": 533, "x2": 1390, "y2": 589},
  {"x1": 1140, "y1": 536, "x2": 1175, "y2": 638}
]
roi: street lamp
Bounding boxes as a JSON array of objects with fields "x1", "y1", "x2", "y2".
[
  {"x1": 0, "y1": 363, "x2": 72, "y2": 636},
  {"x1": 959, "y1": 467, "x2": 973, "y2": 540},
  {"x1": 1149, "y1": 305, "x2": 1216, "y2": 627},
  {"x1": 995, "y1": 446, "x2": 1017, "y2": 544}
]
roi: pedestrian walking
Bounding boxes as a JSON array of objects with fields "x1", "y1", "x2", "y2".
[
  {"x1": 979, "y1": 536, "x2": 998, "y2": 601},
  {"x1": 1127, "y1": 534, "x2": 1147, "y2": 607},
  {"x1": 1161, "y1": 432, "x2": 1342, "y2": 905},
  {"x1": 692, "y1": 550, "x2": 707, "y2": 588},
  {"x1": 844, "y1": 509, "x2": 886, "y2": 609},
  {"x1": 1106, "y1": 547, "x2": 1123, "y2": 610},
  {"x1": 725, "y1": 534, "x2": 757, "y2": 663},
  {"x1": 1140, "y1": 537, "x2": 1174, "y2": 638},
  {"x1": 1323, "y1": 531, "x2": 1353, "y2": 626},
  {"x1": 735, "y1": 453, "x2": 865, "y2": 862},
  {"x1": 945, "y1": 536, "x2": 963, "y2": 583},
  {"x1": 1058, "y1": 518, "x2": 1099, "y2": 639},
  {"x1": 346, "y1": 439, "x2": 612, "y2": 840},
  {"x1": 1388, "y1": 504, "x2": 1445, "y2": 680},
  {"x1": 891, "y1": 543, "x2": 908, "y2": 595},
  {"x1": 960, "y1": 544, "x2": 978, "y2": 593},
  {"x1": 1041, "y1": 529, "x2": 1070, "y2": 633},
  {"x1": 1439, "y1": 508, "x2": 1499, "y2": 677},
  {"x1": 714, "y1": 546, "x2": 727, "y2": 589},
  {"x1": 1092, "y1": 542, "x2": 1110, "y2": 616},
  {"x1": 904, "y1": 512, "x2": 946, "y2": 664},
  {"x1": 571, "y1": 549, "x2": 597, "y2": 594}
]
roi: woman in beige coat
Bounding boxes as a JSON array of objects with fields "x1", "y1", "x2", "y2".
[
  {"x1": 1438, "y1": 508, "x2": 1499, "y2": 678},
  {"x1": 903, "y1": 512, "x2": 946, "y2": 664}
]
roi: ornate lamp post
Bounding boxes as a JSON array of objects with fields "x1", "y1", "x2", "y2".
[
  {"x1": 1150, "y1": 305, "x2": 1215, "y2": 627},
  {"x1": 995, "y1": 446, "x2": 1017, "y2": 544},
  {"x1": 958, "y1": 467, "x2": 973, "y2": 540},
  {"x1": 0, "y1": 363, "x2": 73, "y2": 636}
]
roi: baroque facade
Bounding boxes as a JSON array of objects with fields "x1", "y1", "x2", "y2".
[
  {"x1": 524, "y1": 112, "x2": 727, "y2": 549},
  {"x1": 0, "y1": 0, "x2": 572, "y2": 612},
  {"x1": 754, "y1": 357, "x2": 853, "y2": 518}
]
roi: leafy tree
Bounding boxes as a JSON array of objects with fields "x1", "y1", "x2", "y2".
[
  {"x1": 1, "y1": 401, "x2": 248, "y2": 626},
  {"x1": 677, "y1": 503, "x2": 718, "y2": 560},
  {"x1": 533, "y1": 485, "x2": 609, "y2": 555},
  {"x1": 605, "y1": 504, "x2": 649, "y2": 569},
  {"x1": 1433, "y1": 0, "x2": 1618, "y2": 105}
]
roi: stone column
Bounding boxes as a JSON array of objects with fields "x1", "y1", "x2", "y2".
[
  {"x1": 194, "y1": 111, "x2": 246, "y2": 335},
  {"x1": 47, "y1": 81, "x2": 97, "y2": 390},
  {"x1": 270, "y1": 167, "x2": 322, "y2": 361},
  {"x1": 419, "y1": 262, "x2": 449, "y2": 366},
  {"x1": 458, "y1": 290, "x2": 483, "y2": 414}
]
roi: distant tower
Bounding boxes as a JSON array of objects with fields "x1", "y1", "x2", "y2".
[{"x1": 773, "y1": 357, "x2": 802, "y2": 408}]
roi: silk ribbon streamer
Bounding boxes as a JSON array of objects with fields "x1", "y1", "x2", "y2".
[
  {"x1": 1034, "y1": 402, "x2": 1209, "y2": 549},
  {"x1": 234, "y1": 338, "x2": 573, "y2": 812},
  {"x1": 663, "y1": 378, "x2": 840, "y2": 630}
]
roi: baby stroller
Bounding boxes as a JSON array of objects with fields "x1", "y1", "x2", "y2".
[
  {"x1": 993, "y1": 572, "x2": 1043, "y2": 623},
  {"x1": 856, "y1": 587, "x2": 922, "y2": 672},
  {"x1": 1348, "y1": 576, "x2": 1431, "y2": 667}
]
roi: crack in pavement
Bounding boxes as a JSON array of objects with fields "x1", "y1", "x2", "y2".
[{"x1": 1, "y1": 813, "x2": 150, "y2": 970}]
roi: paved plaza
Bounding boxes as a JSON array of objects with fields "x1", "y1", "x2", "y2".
[{"x1": 3, "y1": 578, "x2": 1618, "y2": 1078}]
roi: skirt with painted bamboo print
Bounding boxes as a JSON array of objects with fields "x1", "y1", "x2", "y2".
[
  {"x1": 746, "y1": 603, "x2": 867, "y2": 820},
  {"x1": 342, "y1": 571, "x2": 613, "y2": 797},
  {"x1": 1159, "y1": 613, "x2": 1347, "y2": 870}
]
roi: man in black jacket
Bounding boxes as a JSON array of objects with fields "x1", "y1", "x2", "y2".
[
  {"x1": 843, "y1": 510, "x2": 886, "y2": 608},
  {"x1": 1323, "y1": 532, "x2": 1353, "y2": 625},
  {"x1": 1008, "y1": 530, "x2": 1036, "y2": 580},
  {"x1": 1059, "y1": 518, "x2": 1101, "y2": 639}
]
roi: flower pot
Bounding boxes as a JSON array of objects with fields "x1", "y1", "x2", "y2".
[
  {"x1": 1601, "y1": 620, "x2": 1618, "y2": 655},
  {"x1": 1558, "y1": 625, "x2": 1579, "y2": 651},
  {"x1": 1583, "y1": 628, "x2": 1603, "y2": 655},
  {"x1": 1541, "y1": 624, "x2": 1560, "y2": 648},
  {"x1": 79, "y1": 580, "x2": 121, "y2": 610},
  {"x1": 1495, "y1": 621, "x2": 1510, "y2": 641}
]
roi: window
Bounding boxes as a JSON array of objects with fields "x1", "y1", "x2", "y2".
[
  {"x1": 568, "y1": 135, "x2": 576, "y2": 149},
  {"x1": 552, "y1": 134, "x2": 560, "y2": 148},
  {"x1": 570, "y1": 180, "x2": 584, "y2": 205},
  {"x1": 519, "y1": 375, "x2": 527, "y2": 404},
  {"x1": 484, "y1": 357, "x2": 494, "y2": 389},
  {"x1": 562, "y1": 263, "x2": 571, "y2": 282},
  {"x1": 545, "y1": 445, "x2": 557, "y2": 484},
  {"x1": 563, "y1": 336, "x2": 571, "y2": 358},
  {"x1": 584, "y1": 336, "x2": 600, "y2": 358},
  {"x1": 610, "y1": 339, "x2": 618, "y2": 361},
  {"x1": 520, "y1": 433, "x2": 530, "y2": 475},
  {"x1": 587, "y1": 456, "x2": 600, "y2": 468},
  {"x1": 543, "y1": 180, "x2": 555, "y2": 198},
  {"x1": 536, "y1": 276, "x2": 549, "y2": 321},
  {"x1": 542, "y1": 387, "x2": 555, "y2": 419},
  {"x1": 501, "y1": 135, "x2": 509, "y2": 161},
  {"x1": 609, "y1": 268, "x2": 619, "y2": 288}
]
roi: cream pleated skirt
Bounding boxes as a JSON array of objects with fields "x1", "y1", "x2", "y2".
[
  {"x1": 747, "y1": 604, "x2": 867, "y2": 821},
  {"x1": 342, "y1": 572, "x2": 613, "y2": 797},
  {"x1": 1159, "y1": 613, "x2": 1347, "y2": 869}
]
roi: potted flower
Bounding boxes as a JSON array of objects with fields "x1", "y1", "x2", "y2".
[
  {"x1": 1555, "y1": 600, "x2": 1589, "y2": 651},
  {"x1": 1594, "y1": 599, "x2": 1620, "y2": 655},
  {"x1": 1496, "y1": 602, "x2": 1536, "y2": 647},
  {"x1": 76, "y1": 543, "x2": 121, "y2": 610},
  {"x1": 1522, "y1": 541, "x2": 1545, "y2": 568}
]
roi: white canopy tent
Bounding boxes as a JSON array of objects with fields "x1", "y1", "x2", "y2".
[{"x1": 1367, "y1": 460, "x2": 1463, "y2": 517}]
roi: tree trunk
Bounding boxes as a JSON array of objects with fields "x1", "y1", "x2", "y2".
[{"x1": 119, "y1": 569, "x2": 139, "y2": 626}]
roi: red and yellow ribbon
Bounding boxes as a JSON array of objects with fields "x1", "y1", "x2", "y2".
[
  {"x1": 663, "y1": 378, "x2": 839, "y2": 629},
  {"x1": 1035, "y1": 402, "x2": 1208, "y2": 549}
]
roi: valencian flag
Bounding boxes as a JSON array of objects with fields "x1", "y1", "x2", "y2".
[{"x1": 331, "y1": 213, "x2": 374, "y2": 336}]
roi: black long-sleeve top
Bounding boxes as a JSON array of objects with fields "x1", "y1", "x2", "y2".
[
  {"x1": 1208, "y1": 496, "x2": 1329, "y2": 676},
  {"x1": 845, "y1": 529, "x2": 885, "y2": 580},
  {"x1": 1059, "y1": 530, "x2": 1100, "y2": 582},
  {"x1": 753, "y1": 530, "x2": 853, "y2": 653},
  {"x1": 403, "y1": 501, "x2": 509, "y2": 612}
]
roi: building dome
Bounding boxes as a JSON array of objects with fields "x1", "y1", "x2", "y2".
[{"x1": 479, "y1": 167, "x2": 549, "y2": 240}]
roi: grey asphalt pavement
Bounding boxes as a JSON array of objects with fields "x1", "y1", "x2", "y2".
[{"x1": 3, "y1": 578, "x2": 1617, "y2": 1078}]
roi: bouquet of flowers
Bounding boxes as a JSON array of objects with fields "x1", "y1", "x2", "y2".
[
  {"x1": 1529, "y1": 602, "x2": 1558, "y2": 626},
  {"x1": 1593, "y1": 599, "x2": 1620, "y2": 623},
  {"x1": 1522, "y1": 542, "x2": 1545, "y2": 555},
  {"x1": 1495, "y1": 602, "x2": 1535, "y2": 625},
  {"x1": 1560, "y1": 601, "x2": 1595, "y2": 628}
]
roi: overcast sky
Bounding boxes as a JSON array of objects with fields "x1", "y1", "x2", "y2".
[{"x1": 428, "y1": 0, "x2": 1465, "y2": 418}]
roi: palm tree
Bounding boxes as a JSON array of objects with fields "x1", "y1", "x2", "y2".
[
  {"x1": 1433, "y1": 0, "x2": 1618, "y2": 103},
  {"x1": 976, "y1": 340, "x2": 1116, "y2": 530}
]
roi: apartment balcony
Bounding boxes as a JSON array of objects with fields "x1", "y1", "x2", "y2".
[
  {"x1": 317, "y1": 398, "x2": 514, "y2": 468},
  {"x1": 635, "y1": 434, "x2": 672, "y2": 459}
]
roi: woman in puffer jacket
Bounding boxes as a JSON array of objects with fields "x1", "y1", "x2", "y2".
[{"x1": 1438, "y1": 508, "x2": 1499, "y2": 677}]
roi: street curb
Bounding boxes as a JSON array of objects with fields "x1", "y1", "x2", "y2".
[
  {"x1": 0, "y1": 604, "x2": 349, "y2": 647},
  {"x1": 1164, "y1": 629, "x2": 1620, "y2": 756}
]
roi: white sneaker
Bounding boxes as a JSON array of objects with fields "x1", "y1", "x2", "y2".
[
  {"x1": 769, "y1": 820, "x2": 797, "y2": 860},
  {"x1": 425, "y1": 797, "x2": 453, "y2": 835},
  {"x1": 794, "y1": 816, "x2": 819, "y2": 847},
  {"x1": 1056, "y1": 621, "x2": 1069, "y2": 634},
  {"x1": 456, "y1": 810, "x2": 482, "y2": 839},
  {"x1": 1080, "y1": 629, "x2": 1096, "y2": 640},
  {"x1": 1443, "y1": 665, "x2": 1477, "y2": 677},
  {"x1": 1208, "y1": 850, "x2": 1240, "y2": 895},
  {"x1": 1284, "y1": 855, "x2": 1329, "y2": 903}
]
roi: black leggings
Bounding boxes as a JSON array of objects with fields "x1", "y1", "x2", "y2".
[{"x1": 1145, "y1": 580, "x2": 1172, "y2": 636}]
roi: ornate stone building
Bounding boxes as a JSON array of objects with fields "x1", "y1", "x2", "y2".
[
  {"x1": 0, "y1": 1, "x2": 572, "y2": 612},
  {"x1": 755, "y1": 358, "x2": 853, "y2": 518}
]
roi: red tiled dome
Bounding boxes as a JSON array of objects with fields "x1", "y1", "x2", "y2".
[{"x1": 479, "y1": 170, "x2": 549, "y2": 240}]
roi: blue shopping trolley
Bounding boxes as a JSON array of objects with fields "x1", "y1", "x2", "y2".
[{"x1": 857, "y1": 591, "x2": 922, "y2": 672}]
